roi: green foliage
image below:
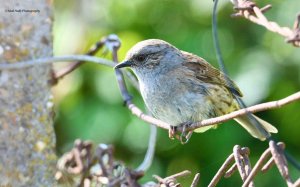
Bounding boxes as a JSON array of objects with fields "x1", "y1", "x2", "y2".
[{"x1": 53, "y1": 0, "x2": 300, "y2": 185}]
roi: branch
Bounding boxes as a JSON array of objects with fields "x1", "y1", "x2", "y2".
[
  {"x1": 52, "y1": 34, "x2": 123, "y2": 85},
  {"x1": 108, "y1": 36, "x2": 156, "y2": 173},
  {"x1": 56, "y1": 140, "x2": 143, "y2": 187},
  {"x1": 208, "y1": 153, "x2": 235, "y2": 187},
  {"x1": 3, "y1": 41, "x2": 297, "y2": 136},
  {"x1": 0, "y1": 55, "x2": 115, "y2": 70},
  {"x1": 233, "y1": 146, "x2": 254, "y2": 186},
  {"x1": 187, "y1": 91, "x2": 300, "y2": 131},
  {"x1": 0, "y1": 34, "x2": 140, "y2": 89},
  {"x1": 135, "y1": 124, "x2": 157, "y2": 172},
  {"x1": 153, "y1": 170, "x2": 192, "y2": 186},
  {"x1": 241, "y1": 141, "x2": 292, "y2": 187},
  {"x1": 52, "y1": 37, "x2": 106, "y2": 84},
  {"x1": 191, "y1": 173, "x2": 201, "y2": 187},
  {"x1": 2, "y1": 40, "x2": 299, "y2": 135},
  {"x1": 208, "y1": 141, "x2": 299, "y2": 187},
  {"x1": 231, "y1": 0, "x2": 300, "y2": 47},
  {"x1": 123, "y1": 91, "x2": 300, "y2": 132}
]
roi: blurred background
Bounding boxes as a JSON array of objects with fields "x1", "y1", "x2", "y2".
[{"x1": 52, "y1": 0, "x2": 300, "y2": 186}]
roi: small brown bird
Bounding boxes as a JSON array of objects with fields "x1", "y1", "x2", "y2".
[{"x1": 115, "y1": 39, "x2": 277, "y2": 140}]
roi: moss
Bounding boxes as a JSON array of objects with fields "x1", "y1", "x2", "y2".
[
  {"x1": 39, "y1": 115, "x2": 48, "y2": 124},
  {"x1": 15, "y1": 103, "x2": 33, "y2": 116},
  {"x1": 3, "y1": 47, "x2": 30, "y2": 63},
  {"x1": 21, "y1": 24, "x2": 34, "y2": 39},
  {"x1": 27, "y1": 75, "x2": 33, "y2": 81},
  {"x1": 0, "y1": 1, "x2": 56, "y2": 185},
  {"x1": 0, "y1": 22, "x2": 4, "y2": 29}
]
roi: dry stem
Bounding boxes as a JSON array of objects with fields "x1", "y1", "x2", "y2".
[{"x1": 231, "y1": 0, "x2": 300, "y2": 47}]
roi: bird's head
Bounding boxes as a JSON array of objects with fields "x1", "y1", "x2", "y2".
[{"x1": 115, "y1": 39, "x2": 182, "y2": 77}]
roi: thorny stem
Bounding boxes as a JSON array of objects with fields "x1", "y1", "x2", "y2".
[{"x1": 231, "y1": 0, "x2": 300, "y2": 47}]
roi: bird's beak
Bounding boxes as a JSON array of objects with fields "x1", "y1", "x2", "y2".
[{"x1": 114, "y1": 61, "x2": 133, "y2": 69}]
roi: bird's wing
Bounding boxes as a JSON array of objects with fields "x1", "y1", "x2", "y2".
[{"x1": 181, "y1": 51, "x2": 243, "y2": 97}]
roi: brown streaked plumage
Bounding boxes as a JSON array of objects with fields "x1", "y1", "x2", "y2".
[{"x1": 115, "y1": 39, "x2": 277, "y2": 140}]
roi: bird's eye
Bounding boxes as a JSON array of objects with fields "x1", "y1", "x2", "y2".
[{"x1": 135, "y1": 55, "x2": 146, "y2": 62}]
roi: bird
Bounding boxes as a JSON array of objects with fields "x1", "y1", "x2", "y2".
[{"x1": 115, "y1": 39, "x2": 277, "y2": 141}]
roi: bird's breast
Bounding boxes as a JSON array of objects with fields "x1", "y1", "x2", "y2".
[{"x1": 138, "y1": 75, "x2": 213, "y2": 125}]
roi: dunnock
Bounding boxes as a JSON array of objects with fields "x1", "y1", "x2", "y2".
[{"x1": 115, "y1": 39, "x2": 277, "y2": 140}]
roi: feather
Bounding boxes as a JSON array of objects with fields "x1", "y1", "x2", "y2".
[{"x1": 181, "y1": 51, "x2": 243, "y2": 97}]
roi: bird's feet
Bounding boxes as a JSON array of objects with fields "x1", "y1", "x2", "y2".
[
  {"x1": 179, "y1": 122, "x2": 193, "y2": 144},
  {"x1": 169, "y1": 122, "x2": 193, "y2": 144},
  {"x1": 168, "y1": 126, "x2": 177, "y2": 140}
]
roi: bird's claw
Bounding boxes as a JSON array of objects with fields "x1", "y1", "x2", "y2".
[
  {"x1": 179, "y1": 122, "x2": 193, "y2": 144},
  {"x1": 168, "y1": 122, "x2": 193, "y2": 144},
  {"x1": 168, "y1": 126, "x2": 177, "y2": 140}
]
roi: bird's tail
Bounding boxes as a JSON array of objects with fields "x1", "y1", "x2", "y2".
[{"x1": 234, "y1": 114, "x2": 278, "y2": 141}]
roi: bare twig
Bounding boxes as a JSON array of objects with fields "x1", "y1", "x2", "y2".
[
  {"x1": 233, "y1": 146, "x2": 254, "y2": 186},
  {"x1": 286, "y1": 14, "x2": 300, "y2": 45},
  {"x1": 123, "y1": 91, "x2": 300, "y2": 132},
  {"x1": 261, "y1": 157, "x2": 274, "y2": 173},
  {"x1": 187, "y1": 91, "x2": 300, "y2": 131},
  {"x1": 52, "y1": 35, "x2": 109, "y2": 84},
  {"x1": 1, "y1": 45, "x2": 299, "y2": 135},
  {"x1": 56, "y1": 140, "x2": 299, "y2": 187},
  {"x1": 0, "y1": 55, "x2": 115, "y2": 70},
  {"x1": 241, "y1": 141, "x2": 291, "y2": 187},
  {"x1": 51, "y1": 34, "x2": 140, "y2": 87},
  {"x1": 233, "y1": 146, "x2": 247, "y2": 181},
  {"x1": 224, "y1": 164, "x2": 237, "y2": 178},
  {"x1": 107, "y1": 35, "x2": 156, "y2": 173},
  {"x1": 191, "y1": 173, "x2": 200, "y2": 187},
  {"x1": 209, "y1": 142, "x2": 299, "y2": 187},
  {"x1": 165, "y1": 170, "x2": 191, "y2": 180},
  {"x1": 56, "y1": 140, "x2": 95, "y2": 186},
  {"x1": 56, "y1": 140, "x2": 146, "y2": 187},
  {"x1": 0, "y1": 38, "x2": 139, "y2": 90},
  {"x1": 154, "y1": 170, "x2": 192, "y2": 186},
  {"x1": 208, "y1": 154, "x2": 235, "y2": 187},
  {"x1": 152, "y1": 170, "x2": 200, "y2": 187},
  {"x1": 3, "y1": 52, "x2": 298, "y2": 134},
  {"x1": 56, "y1": 139, "x2": 93, "y2": 175},
  {"x1": 241, "y1": 147, "x2": 252, "y2": 179},
  {"x1": 269, "y1": 141, "x2": 293, "y2": 187},
  {"x1": 231, "y1": 0, "x2": 300, "y2": 47},
  {"x1": 95, "y1": 144, "x2": 114, "y2": 176},
  {"x1": 242, "y1": 148, "x2": 271, "y2": 187},
  {"x1": 136, "y1": 125, "x2": 157, "y2": 172},
  {"x1": 294, "y1": 178, "x2": 300, "y2": 187},
  {"x1": 209, "y1": 146, "x2": 254, "y2": 187}
]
